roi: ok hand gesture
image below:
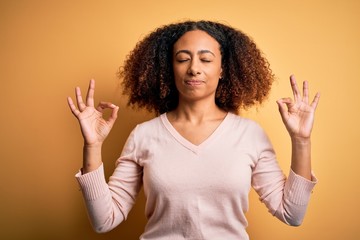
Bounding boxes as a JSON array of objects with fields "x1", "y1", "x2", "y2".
[
  {"x1": 67, "y1": 79, "x2": 119, "y2": 147},
  {"x1": 277, "y1": 75, "x2": 320, "y2": 140}
]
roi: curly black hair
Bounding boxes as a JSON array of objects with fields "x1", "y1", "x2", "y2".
[{"x1": 119, "y1": 20, "x2": 274, "y2": 114}]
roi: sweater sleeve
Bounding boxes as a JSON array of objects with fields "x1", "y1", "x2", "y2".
[
  {"x1": 251, "y1": 124, "x2": 317, "y2": 226},
  {"x1": 75, "y1": 127, "x2": 143, "y2": 233}
]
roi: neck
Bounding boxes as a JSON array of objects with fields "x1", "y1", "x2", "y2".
[{"x1": 169, "y1": 100, "x2": 226, "y2": 124}]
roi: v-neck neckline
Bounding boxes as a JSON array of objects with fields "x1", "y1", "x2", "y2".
[{"x1": 160, "y1": 112, "x2": 231, "y2": 153}]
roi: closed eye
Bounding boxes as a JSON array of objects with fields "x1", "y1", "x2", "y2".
[
  {"x1": 177, "y1": 59, "x2": 190, "y2": 63},
  {"x1": 201, "y1": 59, "x2": 212, "y2": 63}
]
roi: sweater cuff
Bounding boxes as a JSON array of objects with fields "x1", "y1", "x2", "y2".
[
  {"x1": 75, "y1": 163, "x2": 109, "y2": 201},
  {"x1": 284, "y1": 169, "x2": 317, "y2": 206}
]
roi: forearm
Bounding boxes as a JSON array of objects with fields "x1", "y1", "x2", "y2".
[
  {"x1": 76, "y1": 164, "x2": 125, "y2": 233},
  {"x1": 83, "y1": 143, "x2": 103, "y2": 174},
  {"x1": 290, "y1": 137, "x2": 312, "y2": 180}
]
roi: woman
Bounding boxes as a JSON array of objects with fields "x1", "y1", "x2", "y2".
[{"x1": 67, "y1": 20, "x2": 320, "y2": 239}]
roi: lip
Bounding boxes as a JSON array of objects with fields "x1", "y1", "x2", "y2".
[{"x1": 184, "y1": 79, "x2": 204, "y2": 86}]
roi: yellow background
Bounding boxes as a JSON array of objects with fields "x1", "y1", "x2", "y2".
[{"x1": 1, "y1": 0, "x2": 359, "y2": 239}]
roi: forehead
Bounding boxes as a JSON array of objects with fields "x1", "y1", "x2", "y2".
[{"x1": 173, "y1": 30, "x2": 221, "y2": 53}]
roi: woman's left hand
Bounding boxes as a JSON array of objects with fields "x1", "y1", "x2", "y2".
[{"x1": 277, "y1": 75, "x2": 320, "y2": 140}]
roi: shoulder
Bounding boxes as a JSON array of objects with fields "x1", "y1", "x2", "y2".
[
  {"x1": 131, "y1": 114, "x2": 165, "y2": 137},
  {"x1": 225, "y1": 113, "x2": 271, "y2": 148},
  {"x1": 137, "y1": 115, "x2": 162, "y2": 128},
  {"x1": 122, "y1": 115, "x2": 164, "y2": 151},
  {"x1": 227, "y1": 112, "x2": 264, "y2": 133}
]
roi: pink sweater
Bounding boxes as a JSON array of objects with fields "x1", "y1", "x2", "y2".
[{"x1": 76, "y1": 113, "x2": 317, "y2": 240}]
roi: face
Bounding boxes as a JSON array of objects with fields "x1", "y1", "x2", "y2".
[{"x1": 172, "y1": 30, "x2": 222, "y2": 103}]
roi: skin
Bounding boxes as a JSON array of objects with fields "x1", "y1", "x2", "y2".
[
  {"x1": 67, "y1": 30, "x2": 320, "y2": 180},
  {"x1": 67, "y1": 79, "x2": 119, "y2": 173},
  {"x1": 168, "y1": 30, "x2": 227, "y2": 146},
  {"x1": 172, "y1": 30, "x2": 223, "y2": 104},
  {"x1": 277, "y1": 76, "x2": 320, "y2": 179}
]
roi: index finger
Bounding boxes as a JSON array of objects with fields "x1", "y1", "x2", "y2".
[{"x1": 86, "y1": 79, "x2": 95, "y2": 107}]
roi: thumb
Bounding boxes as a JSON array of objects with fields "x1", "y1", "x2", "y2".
[
  {"x1": 107, "y1": 105, "x2": 119, "y2": 125},
  {"x1": 276, "y1": 98, "x2": 292, "y2": 121}
]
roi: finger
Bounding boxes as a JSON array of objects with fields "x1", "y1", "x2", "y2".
[
  {"x1": 290, "y1": 75, "x2": 301, "y2": 102},
  {"x1": 277, "y1": 97, "x2": 293, "y2": 106},
  {"x1": 277, "y1": 99, "x2": 287, "y2": 113},
  {"x1": 108, "y1": 105, "x2": 119, "y2": 125},
  {"x1": 302, "y1": 81, "x2": 309, "y2": 104},
  {"x1": 96, "y1": 102, "x2": 119, "y2": 125},
  {"x1": 75, "y1": 87, "x2": 86, "y2": 111},
  {"x1": 86, "y1": 79, "x2": 95, "y2": 107},
  {"x1": 276, "y1": 99, "x2": 288, "y2": 124},
  {"x1": 67, "y1": 96, "x2": 81, "y2": 117},
  {"x1": 310, "y1": 92, "x2": 321, "y2": 110},
  {"x1": 276, "y1": 97, "x2": 293, "y2": 118},
  {"x1": 96, "y1": 101, "x2": 117, "y2": 113}
]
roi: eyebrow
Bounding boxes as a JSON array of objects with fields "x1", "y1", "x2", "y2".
[{"x1": 175, "y1": 49, "x2": 216, "y2": 57}]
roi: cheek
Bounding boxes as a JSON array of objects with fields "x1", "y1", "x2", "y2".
[
  {"x1": 172, "y1": 70, "x2": 183, "y2": 90},
  {"x1": 173, "y1": 69, "x2": 182, "y2": 84},
  {"x1": 173, "y1": 64, "x2": 188, "y2": 80},
  {"x1": 206, "y1": 67, "x2": 222, "y2": 79},
  {"x1": 208, "y1": 61, "x2": 222, "y2": 78}
]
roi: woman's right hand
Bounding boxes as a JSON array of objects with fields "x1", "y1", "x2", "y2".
[{"x1": 67, "y1": 79, "x2": 119, "y2": 147}]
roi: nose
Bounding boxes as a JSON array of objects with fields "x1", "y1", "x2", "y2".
[{"x1": 187, "y1": 59, "x2": 201, "y2": 76}]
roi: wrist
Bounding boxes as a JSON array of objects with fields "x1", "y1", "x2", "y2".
[
  {"x1": 83, "y1": 141, "x2": 103, "y2": 149},
  {"x1": 290, "y1": 136, "x2": 311, "y2": 145},
  {"x1": 82, "y1": 144, "x2": 103, "y2": 174}
]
